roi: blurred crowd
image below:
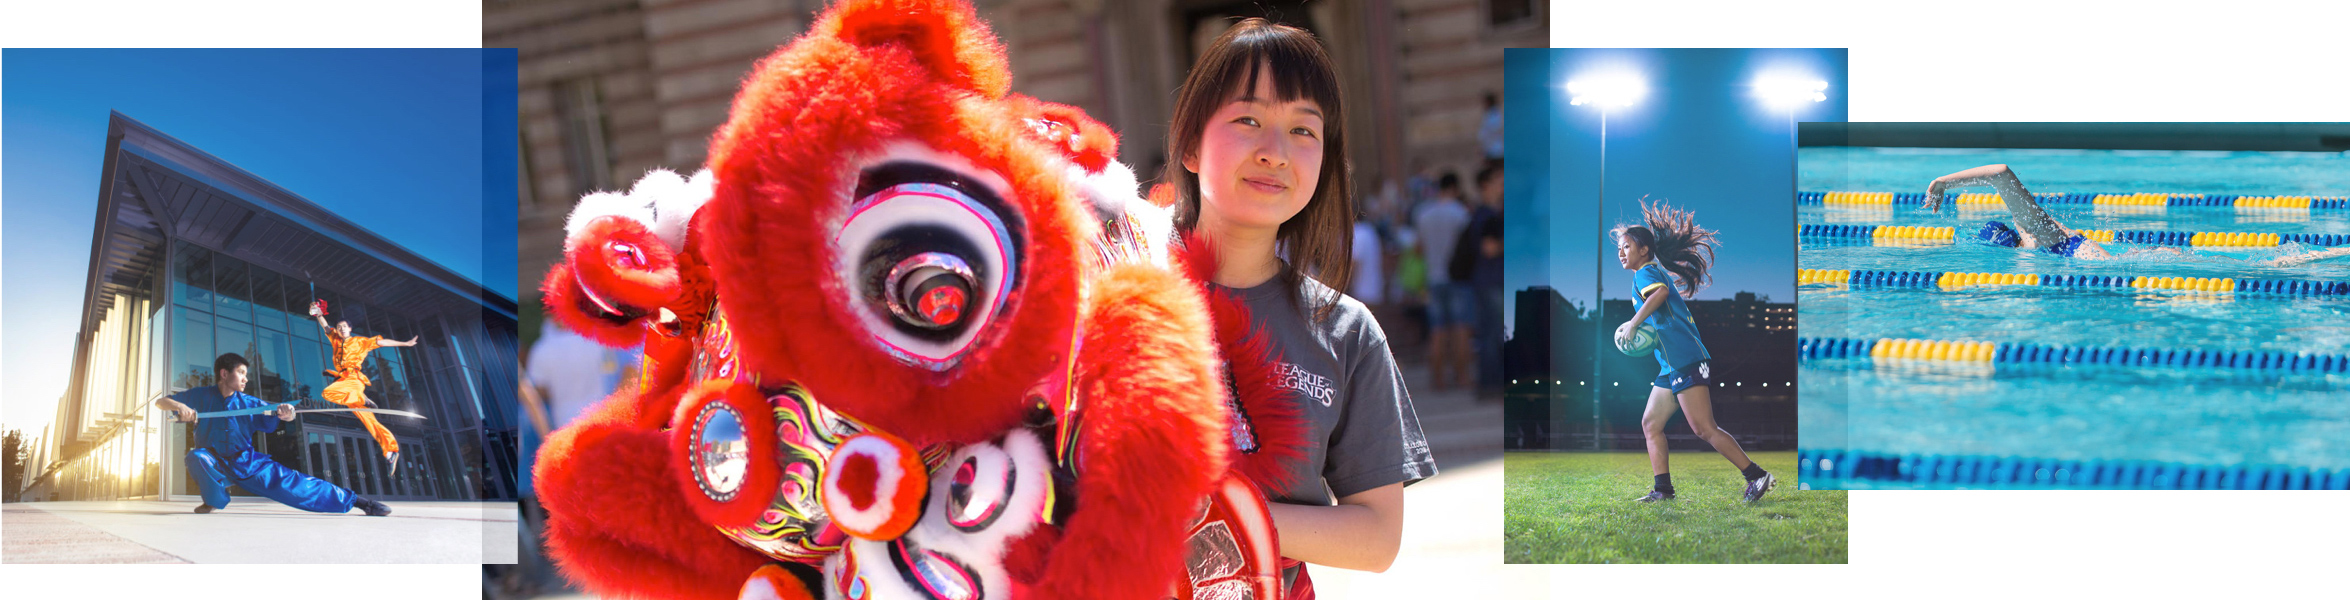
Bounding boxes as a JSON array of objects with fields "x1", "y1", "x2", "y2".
[{"x1": 1351, "y1": 93, "x2": 1506, "y2": 399}]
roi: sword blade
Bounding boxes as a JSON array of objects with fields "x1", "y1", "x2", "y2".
[{"x1": 189, "y1": 402, "x2": 427, "y2": 420}]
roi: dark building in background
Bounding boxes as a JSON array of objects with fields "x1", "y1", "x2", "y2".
[
  {"x1": 24, "y1": 113, "x2": 522, "y2": 504},
  {"x1": 1503, "y1": 287, "x2": 1796, "y2": 451}
]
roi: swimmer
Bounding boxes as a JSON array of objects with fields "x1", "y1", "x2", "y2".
[{"x1": 1925, "y1": 164, "x2": 2350, "y2": 265}]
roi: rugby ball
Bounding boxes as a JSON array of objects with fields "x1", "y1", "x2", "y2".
[{"x1": 1615, "y1": 323, "x2": 1660, "y2": 357}]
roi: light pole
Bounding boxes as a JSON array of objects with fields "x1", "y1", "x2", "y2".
[
  {"x1": 1567, "y1": 76, "x2": 1641, "y2": 450},
  {"x1": 1758, "y1": 76, "x2": 1828, "y2": 197}
]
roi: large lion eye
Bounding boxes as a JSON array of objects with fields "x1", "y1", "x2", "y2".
[{"x1": 836, "y1": 162, "x2": 1022, "y2": 370}]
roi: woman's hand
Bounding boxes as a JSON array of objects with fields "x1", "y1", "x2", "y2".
[{"x1": 1924, "y1": 177, "x2": 1950, "y2": 214}]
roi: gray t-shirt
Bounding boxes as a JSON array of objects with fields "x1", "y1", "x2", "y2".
[
  {"x1": 1414, "y1": 199, "x2": 1470, "y2": 285},
  {"x1": 1219, "y1": 274, "x2": 1437, "y2": 506}
]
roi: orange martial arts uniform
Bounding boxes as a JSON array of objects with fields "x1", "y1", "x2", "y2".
[{"x1": 322, "y1": 332, "x2": 399, "y2": 455}]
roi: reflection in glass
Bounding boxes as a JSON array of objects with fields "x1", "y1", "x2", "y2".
[
  {"x1": 213, "y1": 255, "x2": 253, "y2": 324},
  {"x1": 172, "y1": 306, "x2": 215, "y2": 390},
  {"x1": 174, "y1": 241, "x2": 214, "y2": 311}
]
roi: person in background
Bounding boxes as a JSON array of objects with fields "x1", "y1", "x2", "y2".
[
  {"x1": 1466, "y1": 160, "x2": 1506, "y2": 397},
  {"x1": 1353, "y1": 207, "x2": 1387, "y2": 309},
  {"x1": 1478, "y1": 92, "x2": 1504, "y2": 161},
  {"x1": 1415, "y1": 172, "x2": 1474, "y2": 389}
]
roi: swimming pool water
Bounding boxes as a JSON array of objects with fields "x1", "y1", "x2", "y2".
[{"x1": 1796, "y1": 147, "x2": 2350, "y2": 489}]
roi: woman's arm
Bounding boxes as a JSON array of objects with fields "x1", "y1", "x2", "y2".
[
  {"x1": 1267, "y1": 482, "x2": 1405, "y2": 572},
  {"x1": 2266, "y1": 246, "x2": 2350, "y2": 267},
  {"x1": 1926, "y1": 164, "x2": 2077, "y2": 248},
  {"x1": 1618, "y1": 285, "x2": 1670, "y2": 339}
]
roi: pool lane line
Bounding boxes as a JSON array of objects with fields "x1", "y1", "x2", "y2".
[
  {"x1": 1798, "y1": 223, "x2": 2350, "y2": 247},
  {"x1": 1795, "y1": 269, "x2": 2350, "y2": 295},
  {"x1": 1795, "y1": 336, "x2": 2350, "y2": 372},
  {"x1": 1800, "y1": 191, "x2": 2350, "y2": 209},
  {"x1": 1797, "y1": 450, "x2": 2350, "y2": 491}
]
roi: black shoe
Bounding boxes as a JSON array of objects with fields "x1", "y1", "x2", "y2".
[
  {"x1": 194, "y1": 504, "x2": 214, "y2": 514},
  {"x1": 1743, "y1": 472, "x2": 1776, "y2": 504},
  {"x1": 1634, "y1": 489, "x2": 1675, "y2": 503},
  {"x1": 355, "y1": 498, "x2": 392, "y2": 517}
]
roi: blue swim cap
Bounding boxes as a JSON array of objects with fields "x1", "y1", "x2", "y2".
[{"x1": 1976, "y1": 221, "x2": 2021, "y2": 248}]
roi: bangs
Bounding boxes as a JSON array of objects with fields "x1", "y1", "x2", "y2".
[{"x1": 1197, "y1": 21, "x2": 1342, "y2": 113}]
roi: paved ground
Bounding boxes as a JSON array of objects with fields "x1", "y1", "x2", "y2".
[{"x1": 4, "y1": 500, "x2": 517, "y2": 564}]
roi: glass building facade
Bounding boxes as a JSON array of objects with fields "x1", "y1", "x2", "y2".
[{"x1": 29, "y1": 113, "x2": 521, "y2": 503}]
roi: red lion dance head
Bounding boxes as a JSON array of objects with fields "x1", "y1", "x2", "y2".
[{"x1": 534, "y1": 1, "x2": 1294, "y2": 599}]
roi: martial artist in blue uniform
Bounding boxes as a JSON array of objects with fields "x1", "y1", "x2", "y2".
[{"x1": 152, "y1": 353, "x2": 392, "y2": 516}]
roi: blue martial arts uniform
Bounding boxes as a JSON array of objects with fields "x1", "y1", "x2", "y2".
[{"x1": 174, "y1": 386, "x2": 358, "y2": 513}]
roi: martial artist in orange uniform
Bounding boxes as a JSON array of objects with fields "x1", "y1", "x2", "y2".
[{"x1": 310, "y1": 302, "x2": 418, "y2": 474}]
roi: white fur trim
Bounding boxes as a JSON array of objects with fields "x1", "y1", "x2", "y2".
[
  {"x1": 821, "y1": 430, "x2": 1052, "y2": 600},
  {"x1": 739, "y1": 573, "x2": 784, "y2": 600},
  {"x1": 823, "y1": 434, "x2": 918, "y2": 539},
  {"x1": 561, "y1": 168, "x2": 713, "y2": 252},
  {"x1": 654, "y1": 168, "x2": 715, "y2": 249},
  {"x1": 1067, "y1": 160, "x2": 1138, "y2": 223},
  {"x1": 1069, "y1": 160, "x2": 1172, "y2": 267}
]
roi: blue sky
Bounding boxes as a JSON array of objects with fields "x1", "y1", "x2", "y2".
[
  {"x1": 1503, "y1": 48, "x2": 1847, "y2": 335},
  {"x1": 2, "y1": 49, "x2": 514, "y2": 432}
]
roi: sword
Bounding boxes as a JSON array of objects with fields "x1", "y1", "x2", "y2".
[{"x1": 190, "y1": 402, "x2": 428, "y2": 420}]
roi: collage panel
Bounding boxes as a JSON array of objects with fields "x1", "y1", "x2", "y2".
[
  {"x1": 1, "y1": 48, "x2": 522, "y2": 564},
  {"x1": 1795, "y1": 122, "x2": 2350, "y2": 491},
  {"x1": 493, "y1": 0, "x2": 1541, "y2": 598},
  {"x1": 1500, "y1": 47, "x2": 1849, "y2": 564},
  {"x1": 4, "y1": 2, "x2": 2346, "y2": 598}
]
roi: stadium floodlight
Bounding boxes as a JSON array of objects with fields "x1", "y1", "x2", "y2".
[
  {"x1": 1567, "y1": 76, "x2": 1645, "y2": 108},
  {"x1": 1756, "y1": 76, "x2": 1827, "y2": 109}
]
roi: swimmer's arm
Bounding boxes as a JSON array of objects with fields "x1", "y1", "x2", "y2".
[
  {"x1": 1267, "y1": 483, "x2": 1405, "y2": 572},
  {"x1": 2265, "y1": 246, "x2": 2350, "y2": 267},
  {"x1": 1929, "y1": 164, "x2": 2074, "y2": 248}
]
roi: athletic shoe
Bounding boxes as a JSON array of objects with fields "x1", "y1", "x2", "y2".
[
  {"x1": 385, "y1": 450, "x2": 400, "y2": 477},
  {"x1": 355, "y1": 498, "x2": 392, "y2": 517},
  {"x1": 1634, "y1": 489, "x2": 1674, "y2": 503},
  {"x1": 194, "y1": 504, "x2": 214, "y2": 514},
  {"x1": 1743, "y1": 472, "x2": 1776, "y2": 504}
]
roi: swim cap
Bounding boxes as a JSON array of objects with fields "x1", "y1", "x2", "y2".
[{"x1": 1976, "y1": 221, "x2": 2021, "y2": 248}]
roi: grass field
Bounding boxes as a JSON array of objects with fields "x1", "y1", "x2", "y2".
[{"x1": 1504, "y1": 451, "x2": 1847, "y2": 564}]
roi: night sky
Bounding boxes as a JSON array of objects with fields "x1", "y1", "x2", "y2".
[{"x1": 1503, "y1": 48, "x2": 1848, "y2": 336}]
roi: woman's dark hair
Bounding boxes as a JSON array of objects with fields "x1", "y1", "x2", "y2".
[
  {"x1": 214, "y1": 353, "x2": 249, "y2": 376},
  {"x1": 1613, "y1": 200, "x2": 1717, "y2": 297},
  {"x1": 1164, "y1": 17, "x2": 1353, "y2": 316}
]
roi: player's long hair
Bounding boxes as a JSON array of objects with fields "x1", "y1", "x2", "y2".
[{"x1": 1613, "y1": 199, "x2": 1718, "y2": 297}]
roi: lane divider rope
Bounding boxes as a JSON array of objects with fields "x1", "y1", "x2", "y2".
[
  {"x1": 1795, "y1": 336, "x2": 2350, "y2": 372},
  {"x1": 1800, "y1": 190, "x2": 2350, "y2": 209},
  {"x1": 1797, "y1": 450, "x2": 2350, "y2": 490},
  {"x1": 1795, "y1": 268, "x2": 2349, "y2": 295},
  {"x1": 1798, "y1": 223, "x2": 2350, "y2": 247}
]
